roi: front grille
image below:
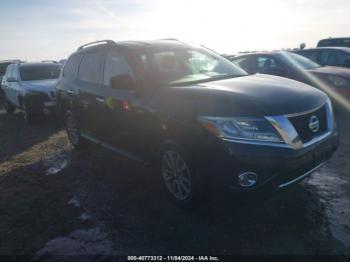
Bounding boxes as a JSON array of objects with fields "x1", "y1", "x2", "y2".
[{"x1": 288, "y1": 105, "x2": 328, "y2": 143}]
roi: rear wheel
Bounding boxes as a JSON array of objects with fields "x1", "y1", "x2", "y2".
[
  {"x1": 159, "y1": 143, "x2": 203, "y2": 208},
  {"x1": 64, "y1": 110, "x2": 88, "y2": 149}
]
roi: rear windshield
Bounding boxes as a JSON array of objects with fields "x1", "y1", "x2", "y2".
[
  {"x1": 0, "y1": 63, "x2": 12, "y2": 75},
  {"x1": 20, "y1": 64, "x2": 61, "y2": 81},
  {"x1": 318, "y1": 39, "x2": 350, "y2": 48}
]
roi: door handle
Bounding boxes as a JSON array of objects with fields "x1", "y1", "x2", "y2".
[{"x1": 95, "y1": 97, "x2": 105, "y2": 103}]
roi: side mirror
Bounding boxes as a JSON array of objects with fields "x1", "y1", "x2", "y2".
[
  {"x1": 110, "y1": 74, "x2": 136, "y2": 90},
  {"x1": 343, "y1": 58, "x2": 350, "y2": 67},
  {"x1": 7, "y1": 77, "x2": 18, "y2": 82}
]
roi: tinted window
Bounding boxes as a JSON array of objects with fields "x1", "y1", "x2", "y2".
[
  {"x1": 318, "y1": 39, "x2": 350, "y2": 47},
  {"x1": 78, "y1": 52, "x2": 103, "y2": 83},
  {"x1": 320, "y1": 50, "x2": 350, "y2": 66},
  {"x1": 20, "y1": 64, "x2": 61, "y2": 81},
  {"x1": 0, "y1": 63, "x2": 12, "y2": 76},
  {"x1": 256, "y1": 56, "x2": 280, "y2": 72},
  {"x1": 232, "y1": 56, "x2": 258, "y2": 74},
  {"x1": 5, "y1": 65, "x2": 14, "y2": 78},
  {"x1": 103, "y1": 51, "x2": 134, "y2": 86},
  {"x1": 299, "y1": 50, "x2": 318, "y2": 62},
  {"x1": 63, "y1": 54, "x2": 83, "y2": 79}
]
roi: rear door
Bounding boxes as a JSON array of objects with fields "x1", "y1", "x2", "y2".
[
  {"x1": 76, "y1": 49, "x2": 106, "y2": 139},
  {"x1": 58, "y1": 53, "x2": 83, "y2": 114}
]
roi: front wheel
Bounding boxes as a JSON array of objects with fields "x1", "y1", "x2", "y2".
[
  {"x1": 22, "y1": 102, "x2": 36, "y2": 124},
  {"x1": 159, "y1": 143, "x2": 203, "y2": 208},
  {"x1": 4, "y1": 97, "x2": 15, "y2": 114},
  {"x1": 64, "y1": 110, "x2": 88, "y2": 149}
]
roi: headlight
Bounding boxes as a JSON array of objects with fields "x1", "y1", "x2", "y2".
[
  {"x1": 326, "y1": 75, "x2": 350, "y2": 87},
  {"x1": 198, "y1": 116, "x2": 283, "y2": 143}
]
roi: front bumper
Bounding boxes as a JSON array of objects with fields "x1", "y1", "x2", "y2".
[
  {"x1": 199, "y1": 129, "x2": 339, "y2": 192},
  {"x1": 25, "y1": 93, "x2": 57, "y2": 116}
]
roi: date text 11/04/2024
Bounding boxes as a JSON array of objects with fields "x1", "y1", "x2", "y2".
[{"x1": 127, "y1": 256, "x2": 220, "y2": 261}]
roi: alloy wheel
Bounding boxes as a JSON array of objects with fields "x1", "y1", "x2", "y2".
[{"x1": 161, "y1": 150, "x2": 192, "y2": 200}]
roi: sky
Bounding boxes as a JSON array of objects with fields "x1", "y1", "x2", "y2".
[{"x1": 0, "y1": 0, "x2": 349, "y2": 61}]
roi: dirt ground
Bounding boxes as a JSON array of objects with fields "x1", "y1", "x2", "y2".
[{"x1": 0, "y1": 106, "x2": 349, "y2": 259}]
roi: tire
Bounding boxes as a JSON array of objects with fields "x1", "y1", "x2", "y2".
[
  {"x1": 64, "y1": 110, "x2": 89, "y2": 149},
  {"x1": 22, "y1": 102, "x2": 35, "y2": 124},
  {"x1": 159, "y1": 142, "x2": 203, "y2": 208},
  {"x1": 4, "y1": 97, "x2": 15, "y2": 114}
]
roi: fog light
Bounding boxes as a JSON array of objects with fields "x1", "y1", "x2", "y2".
[{"x1": 237, "y1": 172, "x2": 258, "y2": 187}]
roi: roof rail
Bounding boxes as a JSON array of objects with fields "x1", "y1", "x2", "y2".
[
  {"x1": 159, "y1": 38, "x2": 179, "y2": 41},
  {"x1": 77, "y1": 40, "x2": 116, "y2": 50}
]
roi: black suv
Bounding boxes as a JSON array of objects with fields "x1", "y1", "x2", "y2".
[{"x1": 57, "y1": 40, "x2": 339, "y2": 207}]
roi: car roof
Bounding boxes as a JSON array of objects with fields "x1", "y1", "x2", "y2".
[
  {"x1": 231, "y1": 50, "x2": 287, "y2": 59},
  {"x1": 19, "y1": 62, "x2": 60, "y2": 67},
  {"x1": 319, "y1": 37, "x2": 350, "y2": 41},
  {"x1": 300, "y1": 47, "x2": 350, "y2": 53},
  {"x1": 0, "y1": 60, "x2": 21, "y2": 64},
  {"x1": 75, "y1": 39, "x2": 194, "y2": 54}
]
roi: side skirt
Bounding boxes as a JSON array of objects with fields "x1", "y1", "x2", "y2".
[{"x1": 81, "y1": 132, "x2": 148, "y2": 165}]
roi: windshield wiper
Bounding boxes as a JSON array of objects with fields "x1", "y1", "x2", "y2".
[{"x1": 168, "y1": 74, "x2": 246, "y2": 87}]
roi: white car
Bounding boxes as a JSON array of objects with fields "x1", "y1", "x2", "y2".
[{"x1": 2, "y1": 62, "x2": 61, "y2": 123}]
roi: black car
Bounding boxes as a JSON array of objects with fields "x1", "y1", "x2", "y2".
[
  {"x1": 317, "y1": 37, "x2": 350, "y2": 48},
  {"x1": 57, "y1": 40, "x2": 338, "y2": 207},
  {"x1": 227, "y1": 51, "x2": 350, "y2": 103},
  {"x1": 297, "y1": 47, "x2": 350, "y2": 68}
]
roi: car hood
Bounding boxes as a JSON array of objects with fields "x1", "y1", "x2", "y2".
[
  {"x1": 308, "y1": 66, "x2": 350, "y2": 79},
  {"x1": 167, "y1": 74, "x2": 327, "y2": 117},
  {"x1": 22, "y1": 79, "x2": 58, "y2": 92}
]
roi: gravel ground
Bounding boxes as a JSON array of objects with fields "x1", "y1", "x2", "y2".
[{"x1": 0, "y1": 107, "x2": 349, "y2": 259}]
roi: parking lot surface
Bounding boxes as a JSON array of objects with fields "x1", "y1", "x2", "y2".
[{"x1": 0, "y1": 107, "x2": 349, "y2": 257}]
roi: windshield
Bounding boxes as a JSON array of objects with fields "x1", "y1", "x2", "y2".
[
  {"x1": 0, "y1": 63, "x2": 12, "y2": 75},
  {"x1": 135, "y1": 47, "x2": 247, "y2": 86},
  {"x1": 20, "y1": 64, "x2": 61, "y2": 81},
  {"x1": 280, "y1": 52, "x2": 321, "y2": 70}
]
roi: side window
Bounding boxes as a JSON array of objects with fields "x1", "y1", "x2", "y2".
[
  {"x1": 103, "y1": 51, "x2": 134, "y2": 87},
  {"x1": 257, "y1": 56, "x2": 279, "y2": 72},
  {"x1": 63, "y1": 54, "x2": 82, "y2": 79},
  {"x1": 319, "y1": 50, "x2": 331, "y2": 65},
  {"x1": 6, "y1": 65, "x2": 14, "y2": 79},
  {"x1": 78, "y1": 52, "x2": 103, "y2": 84},
  {"x1": 333, "y1": 51, "x2": 350, "y2": 66},
  {"x1": 300, "y1": 51, "x2": 318, "y2": 62},
  {"x1": 233, "y1": 57, "x2": 257, "y2": 74}
]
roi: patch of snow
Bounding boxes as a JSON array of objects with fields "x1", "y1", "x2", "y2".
[
  {"x1": 79, "y1": 212, "x2": 92, "y2": 221},
  {"x1": 44, "y1": 154, "x2": 70, "y2": 176},
  {"x1": 67, "y1": 197, "x2": 81, "y2": 208}
]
